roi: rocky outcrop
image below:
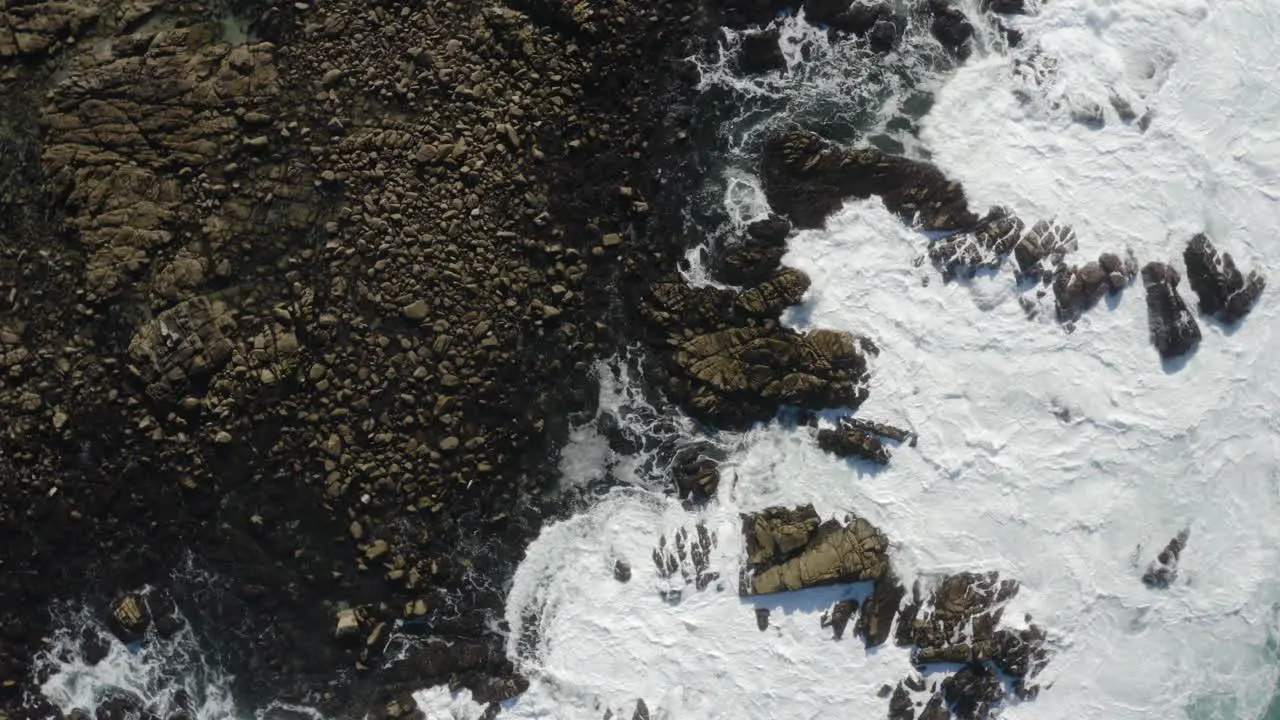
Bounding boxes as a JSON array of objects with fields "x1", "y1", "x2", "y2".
[
  {"x1": 737, "y1": 27, "x2": 785, "y2": 75},
  {"x1": 1183, "y1": 234, "x2": 1265, "y2": 323},
  {"x1": 1052, "y1": 250, "x2": 1139, "y2": 321},
  {"x1": 761, "y1": 131, "x2": 977, "y2": 231},
  {"x1": 740, "y1": 505, "x2": 889, "y2": 595},
  {"x1": 0, "y1": 1, "x2": 99, "y2": 61},
  {"x1": 644, "y1": 270, "x2": 874, "y2": 429},
  {"x1": 928, "y1": 207, "x2": 1079, "y2": 280},
  {"x1": 1142, "y1": 529, "x2": 1189, "y2": 588},
  {"x1": 1142, "y1": 262, "x2": 1201, "y2": 358},
  {"x1": 817, "y1": 416, "x2": 915, "y2": 465},
  {"x1": 127, "y1": 298, "x2": 237, "y2": 401},
  {"x1": 942, "y1": 663, "x2": 1005, "y2": 720}
]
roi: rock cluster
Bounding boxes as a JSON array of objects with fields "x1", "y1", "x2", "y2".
[
  {"x1": 1142, "y1": 529, "x2": 1189, "y2": 588},
  {"x1": 653, "y1": 522, "x2": 718, "y2": 602},
  {"x1": 739, "y1": 505, "x2": 890, "y2": 595},
  {"x1": 1183, "y1": 234, "x2": 1265, "y2": 323},
  {"x1": 928, "y1": 0, "x2": 975, "y2": 59}
]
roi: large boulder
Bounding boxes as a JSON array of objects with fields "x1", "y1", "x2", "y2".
[
  {"x1": 740, "y1": 505, "x2": 889, "y2": 595},
  {"x1": 761, "y1": 131, "x2": 977, "y2": 230},
  {"x1": 856, "y1": 574, "x2": 906, "y2": 647},
  {"x1": 1183, "y1": 234, "x2": 1265, "y2": 323},
  {"x1": 713, "y1": 215, "x2": 792, "y2": 286},
  {"x1": 804, "y1": 0, "x2": 897, "y2": 40},
  {"x1": 928, "y1": 0, "x2": 974, "y2": 59},
  {"x1": 127, "y1": 297, "x2": 237, "y2": 401},
  {"x1": 1141, "y1": 262, "x2": 1201, "y2": 359}
]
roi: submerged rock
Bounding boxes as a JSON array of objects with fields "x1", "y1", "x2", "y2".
[
  {"x1": 761, "y1": 131, "x2": 977, "y2": 230},
  {"x1": 1183, "y1": 234, "x2": 1265, "y2": 322},
  {"x1": 740, "y1": 505, "x2": 889, "y2": 595},
  {"x1": 1141, "y1": 262, "x2": 1201, "y2": 359},
  {"x1": 1142, "y1": 529, "x2": 1189, "y2": 588}
]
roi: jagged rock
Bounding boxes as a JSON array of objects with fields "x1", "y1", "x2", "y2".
[
  {"x1": 868, "y1": 19, "x2": 898, "y2": 53},
  {"x1": 918, "y1": 694, "x2": 949, "y2": 720},
  {"x1": 1183, "y1": 234, "x2": 1265, "y2": 322},
  {"x1": 736, "y1": 268, "x2": 811, "y2": 316},
  {"x1": 664, "y1": 324, "x2": 871, "y2": 428},
  {"x1": 1143, "y1": 529, "x2": 1189, "y2": 588},
  {"x1": 823, "y1": 598, "x2": 857, "y2": 640},
  {"x1": 761, "y1": 131, "x2": 977, "y2": 230},
  {"x1": 928, "y1": 0, "x2": 974, "y2": 59},
  {"x1": 632, "y1": 699, "x2": 650, "y2": 720},
  {"x1": 1141, "y1": 262, "x2": 1201, "y2": 359},
  {"x1": 652, "y1": 523, "x2": 718, "y2": 598},
  {"x1": 857, "y1": 574, "x2": 906, "y2": 647},
  {"x1": 991, "y1": 624, "x2": 1049, "y2": 677},
  {"x1": 737, "y1": 27, "x2": 785, "y2": 75},
  {"x1": 1014, "y1": 219, "x2": 1078, "y2": 277},
  {"x1": 755, "y1": 606, "x2": 771, "y2": 631},
  {"x1": 887, "y1": 683, "x2": 914, "y2": 720},
  {"x1": 817, "y1": 417, "x2": 913, "y2": 464},
  {"x1": 942, "y1": 663, "x2": 1004, "y2": 720},
  {"x1": 614, "y1": 560, "x2": 632, "y2": 583},
  {"x1": 0, "y1": 1, "x2": 100, "y2": 59},
  {"x1": 127, "y1": 297, "x2": 237, "y2": 401},
  {"x1": 928, "y1": 206, "x2": 1025, "y2": 278},
  {"x1": 713, "y1": 215, "x2": 792, "y2": 286},
  {"x1": 903, "y1": 572, "x2": 1023, "y2": 669},
  {"x1": 740, "y1": 505, "x2": 889, "y2": 595}
]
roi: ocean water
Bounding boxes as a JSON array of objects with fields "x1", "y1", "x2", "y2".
[{"x1": 34, "y1": 1, "x2": 1280, "y2": 719}]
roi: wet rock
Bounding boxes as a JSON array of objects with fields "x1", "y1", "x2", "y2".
[
  {"x1": 903, "y1": 572, "x2": 1025, "y2": 670},
  {"x1": 761, "y1": 131, "x2": 977, "y2": 231},
  {"x1": 737, "y1": 27, "x2": 785, "y2": 75},
  {"x1": 928, "y1": 206, "x2": 1025, "y2": 278},
  {"x1": 108, "y1": 593, "x2": 150, "y2": 642},
  {"x1": 984, "y1": 0, "x2": 1026, "y2": 12},
  {"x1": 670, "y1": 443, "x2": 722, "y2": 501},
  {"x1": 614, "y1": 560, "x2": 632, "y2": 583},
  {"x1": 804, "y1": 0, "x2": 895, "y2": 37},
  {"x1": 1183, "y1": 234, "x2": 1265, "y2": 322},
  {"x1": 887, "y1": 683, "x2": 913, "y2": 720},
  {"x1": 942, "y1": 663, "x2": 1004, "y2": 720},
  {"x1": 857, "y1": 574, "x2": 906, "y2": 647},
  {"x1": 713, "y1": 215, "x2": 792, "y2": 286},
  {"x1": 1143, "y1": 529, "x2": 1189, "y2": 588},
  {"x1": 1141, "y1": 262, "x2": 1201, "y2": 359},
  {"x1": 632, "y1": 699, "x2": 650, "y2": 720},
  {"x1": 868, "y1": 19, "x2": 898, "y2": 53},
  {"x1": 652, "y1": 523, "x2": 718, "y2": 598},
  {"x1": 817, "y1": 416, "x2": 913, "y2": 464},
  {"x1": 823, "y1": 598, "x2": 857, "y2": 640},
  {"x1": 918, "y1": 694, "x2": 949, "y2": 720},
  {"x1": 928, "y1": 0, "x2": 974, "y2": 59},
  {"x1": 755, "y1": 606, "x2": 771, "y2": 631},
  {"x1": 740, "y1": 505, "x2": 889, "y2": 595}
]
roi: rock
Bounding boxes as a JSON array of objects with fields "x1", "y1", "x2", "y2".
[
  {"x1": 737, "y1": 28, "x2": 785, "y2": 75},
  {"x1": 887, "y1": 683, "x2": 913, "y2": 720},
  {"x1": 928, "y1": 0, "x2": 974, "y2": 59},
  {"x1": 817, "y1": 417, "x2": 912, "y2": 464},
  {"x1": 942, "y1": 663, "x2": 1004, "y2": 720},
  {"x1": 857, "y1": 574, "x2": 906, "y2": 647},
  {"x1": 402, "y1": 300, "x2": 430, "y2": 321},
  {"x1": 713, "y1": 215, "x2": 791, "y2": 285},
  {"x1": 438, "y1": 436, "x2": 460, "y2": 452},
  {"x1": 127, "y1": 298, "x2": 236, "y2": 401},
  {"x1": 740, "y1": 505, "x2": 889, "y2": 595},
  {"x1": 825, "y1": 599, "x2": 857, "y2": 640},
  {"x1": 632, "y1": 699, "x2": 649, "y2": 720},
  {"x1": 1141, "y1": 262, "x2": 1201, "y2": 359},
  {"x1": 108, "y1": 593, "x2": 150, "y2": 642},
  {"x1": 334, "y1": 608, "x2": 362, "y2": 643},
  {"x1": 1143, "y1": 529, "x2": 1189, "y2": 588},
  {"x1": 919, "y1": 694, "x2": 949, "y2": 720},
  {"x1": 902, "y1": 572, "x2": 1027, "y2": 672},
  {"x1": 755, "y1": 606, "x2": 771, "y2": 631},
  {"x1": 670, "y1": 442, "x2": 722, "y2": 501},
  {"x1": 868, "y1": 19, "x2": 898, "y2": 53},
  {"x1": 1183, "y1": 234, "x2": 1265, "y2": 322},
  {"x1": 762, "y1": 131, "x2": 976, "y2": 231},
  {"x1": 735, "y1": 268, "x2": 811, "y2": 316},
  {"x1": 984, "y1": 0, "x2": 1026, "y2": 12},
  {"x1": 613, "y1": 559, "x2": 632, "y2": 583}
]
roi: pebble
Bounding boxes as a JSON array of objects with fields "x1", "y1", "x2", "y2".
[
  {"x1": 402, "y1": 300, "x2": 429, "y2": 320},
  {"x1": 438, "y1": 436, "x2": 460, "y2": 451}
]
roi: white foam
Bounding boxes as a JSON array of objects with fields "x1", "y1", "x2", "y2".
[{"x1": 431, "y1": 1, "x2": 1280, "y2": 719}]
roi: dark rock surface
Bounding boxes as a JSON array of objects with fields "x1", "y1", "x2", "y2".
[
  {"x1": 1183, "y1": 234, "x2": 1265, "y2": 322},
  {"x1": 928, "y1": 0, "x2": 974, "y2": 59},
  {"x1": 761, "y1": 131, "x2": 978, "y2": 231},
  {"x1": 1142, "y1": 261, "x2": 1202, "y2": 358},
  {"x1": 857, "y1": 574, "x2": 907, "y2": 647},
  {"x1": 818, "y1": 416, "x2": 914, "y2": 465},
  {"x1": 737, "y1": 27, "x2": 786, "y2": 75}
]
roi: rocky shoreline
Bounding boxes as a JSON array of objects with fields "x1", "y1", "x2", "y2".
[{"x1": 0, "y1": 0, "x2": 721, "y2": 716}]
